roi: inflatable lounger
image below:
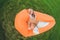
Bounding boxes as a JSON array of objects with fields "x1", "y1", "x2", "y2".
[{"x1": 15, "y1": 9, "x2": 56, "y2": 37}]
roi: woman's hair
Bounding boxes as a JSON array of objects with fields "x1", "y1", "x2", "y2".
[{"x1": 29, "y1": 9, "x2": 35, "y2": 18}]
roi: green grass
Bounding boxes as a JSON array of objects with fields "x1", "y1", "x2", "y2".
[{"x1": 0, "y1": 0, "x2": 60, "y2": 40}]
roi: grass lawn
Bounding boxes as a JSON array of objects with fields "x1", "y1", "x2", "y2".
[{"x1": 0, "y1": 0, "x2": 60, "y2": 40}]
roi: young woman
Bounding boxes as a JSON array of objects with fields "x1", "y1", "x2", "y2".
[
  {"x1": 28, "y1": 9, "x2": 38, "y2": 30},
  {"x1": 28, "y1": 9, "x2": 40, "y2": 34},
  {"x1": 28, "y1": 9, "x2": 49, "y2": 34}
]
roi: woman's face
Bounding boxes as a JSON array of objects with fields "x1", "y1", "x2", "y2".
[{"x1": 28, "y1": 9, "x2": 35, "y2": 18}]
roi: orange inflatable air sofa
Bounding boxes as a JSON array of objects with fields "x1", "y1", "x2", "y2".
[{"x1": 15, "y1": 9, "x2": 55, "y2": 37}]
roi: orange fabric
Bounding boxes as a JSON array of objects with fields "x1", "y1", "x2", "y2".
[{"x1": 15, "y1": 9, "x2": 56, "y2": 37}]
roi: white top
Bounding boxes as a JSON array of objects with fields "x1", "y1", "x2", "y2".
[{"x1": 29, "y1": 14, "x2": 35, "y2": 20}]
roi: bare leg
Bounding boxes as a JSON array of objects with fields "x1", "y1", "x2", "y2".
[
  {"x1": 30, "y1": 23, "x2": 35, "y2": 30},
  {"x1": 28, "y1": 22, "x2": 35, "y2": 30}
]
